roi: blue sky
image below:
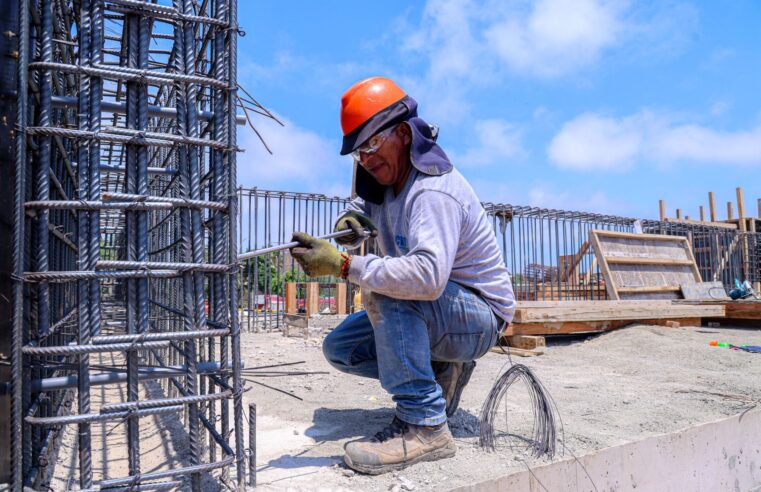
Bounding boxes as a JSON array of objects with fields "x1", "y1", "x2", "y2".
[{"x1": 235, "y1": 1, "x2": 761, "y2": 220}]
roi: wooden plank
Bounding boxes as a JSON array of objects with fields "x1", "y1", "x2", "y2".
[
  {"x1": 605, "y1": 257, "x2": 695, "y2": 266},
  {"x1": 737, "y1": 187, "x2": 746, "y2": 231},
  {"x1": 588, "y1": 231, "x2": 619, "y2": 300},
  {"x1": 709, "y1": 191, "x2": 717, "y2": 222},
  {"x1": 513, "y1": 301, "x2": 724, "y2": 323},
  {"x1": 680, "y1": 281, "x2": 729, "y2": 300},
  {"x1": 505, "y1": 335, "x2": 545, "y2": 350},
  {"x1": 490, "y1": 346, "x2": 543, "y2": 357},
  {"x1": 637, "y1": 317, "x2": 702, "y2": 328},
  {"x1": 507, "y1": 317, "x2": 707, "y2": 336},
  {"x1": 560, "y1": 241, "x2": 589, "y2": 282},
  {"x1": 285, "y1": 282, "x2": 297, "y2": 314},
  {"x1": 699, "y1": 205, "x2": 705, "y2": 222},
  {"x1": 727, "y1": 201, "x2": 734, "y2": 220},
  {"x1": 659, "y1": 200, "x2": 666, "y2": 221},
  {"x1": 617, "y1": 286, "x2": 681, "y2": 293},
  {"x1": 663, "y1": 217, "x2": 737, "y2": 230},
  {"x1": 724, "y1": 303, "x2": 761, "y2": 320},
  {"x1": 591, "y1": 230, "x2": 687, "y2": 242},
  {"x1": 683, "y1": 237, "x2": 703, "y2": 282},
  {"x1": 306, "y1": 282, "x2": 319, "y2": 317},
  {"x1": 516, "y1": 300, "x2": 676, "y2": 308},
  {"x1": 336, "y1": 283, "x2": 347, "y2": 315}
]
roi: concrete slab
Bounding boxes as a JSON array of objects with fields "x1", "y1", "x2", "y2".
[{"x1": 454, "y1": 409, "x2": 761, "y2": 491}]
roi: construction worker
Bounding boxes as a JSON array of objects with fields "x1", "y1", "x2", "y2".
[{"x1": 290, "y1": 76, "x2": 515, "y2": 474}]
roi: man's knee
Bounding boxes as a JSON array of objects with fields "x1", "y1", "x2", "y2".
[{"x1": 322, "y1": 328, "x2": 344, "y2": 369}]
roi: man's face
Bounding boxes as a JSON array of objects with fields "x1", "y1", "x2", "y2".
[{"x1": 357, "y1": 124, "x2": 412, "y2": 187}]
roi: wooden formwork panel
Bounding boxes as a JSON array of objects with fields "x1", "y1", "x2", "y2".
[{"x1": 589, "y1": 230, "x2": 701, "y2": 300}]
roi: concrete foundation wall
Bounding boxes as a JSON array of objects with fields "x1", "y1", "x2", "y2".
[{"x1": 453, "y1": 409, "x2": 761, "y2": 492}]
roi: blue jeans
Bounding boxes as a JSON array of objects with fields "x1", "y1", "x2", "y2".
[{"x1": 322, "y1": 281, "x2": 500, "y2": 426}]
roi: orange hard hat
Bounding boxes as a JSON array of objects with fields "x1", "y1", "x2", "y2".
[
  {"x1": 340, "y1": 77, "x2": 414, "y2": 155},
  {"x1": 341, "y1": 77, "x2": 407, "y2": 136}
]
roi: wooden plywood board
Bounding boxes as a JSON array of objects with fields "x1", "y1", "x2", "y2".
[
  {"x1": 725, "y1": 302, "x2": 761, "y2": 320},
  {"x1": 506, "y1": 317, "x2": 705, "y2": 336},
  {"x1": 513, "y1": 300, "x2": 724, "y2": 323},
  {"x1": 680, "y1": 281, "x2": 730, "y2": 300},
  {"x1": 674, "y1": 300, "x2": 761, "y2": 321},
  {"x1": 589, "y1": 230, "x2": 701, "y2": 300},
  {"x1": 490, "y1": 346, "x2": 544, "y2": 357}
]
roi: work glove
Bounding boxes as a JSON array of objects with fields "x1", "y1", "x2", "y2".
[
  {"x1": 333, "y1": 211, "x2": 377, "y2": 249},
  {"x1": 290, "y1": 232, "x2": 347, "y2": 278}
]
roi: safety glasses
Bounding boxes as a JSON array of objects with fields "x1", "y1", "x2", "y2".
[{"x1": 351, "y1": 125, "x2": 397, "y2": 161}]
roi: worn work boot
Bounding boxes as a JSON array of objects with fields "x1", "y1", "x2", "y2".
[
  {"x1": 343, "y1": 417, "x2": 456, "y2": 475},
  {"x1": 432, "y1": 360, "x2": 477, "y2": 417}
]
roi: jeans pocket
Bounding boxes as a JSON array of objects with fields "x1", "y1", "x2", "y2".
[{"x1": 431, "y1": 332, "x2": 485, "y2": 362}]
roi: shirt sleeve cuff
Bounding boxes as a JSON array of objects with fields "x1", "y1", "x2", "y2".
[{"x1": 346, "y1": 254, "x2": 370, "y2": 285}]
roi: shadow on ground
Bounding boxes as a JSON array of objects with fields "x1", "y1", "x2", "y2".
[{"x1": 258, "y1": 406, "x2": 483, "y2": 475}]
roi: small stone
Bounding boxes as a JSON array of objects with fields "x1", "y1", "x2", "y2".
[
  {"x1": 389, "y1": 485, "x2": 401, "y2": 492},
  {"x1": 293, "y1": 429, "x2": 300, "y2": 435},
  {"x1": 341, "y1": 468, "x2": 355, "y2": 477},
  {"x1": 400, "y1": 477, "x2": 416, "y2": 491}
]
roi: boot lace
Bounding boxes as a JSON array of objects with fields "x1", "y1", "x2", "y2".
[{"x1": 373, "y1": 417, "x2": 408, "y2": 442}]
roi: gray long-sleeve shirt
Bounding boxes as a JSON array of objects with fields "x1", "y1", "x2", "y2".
[{"x1": 344, "y1": 168, "x2": 516, "y2": 324}]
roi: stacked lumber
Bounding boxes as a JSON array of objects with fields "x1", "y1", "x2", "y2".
[
  {"x1": 506, "y1": 300, "x2": 725, "y2": 336},
  {"x1": 675, "y1": 299, "x2": 761, "y2": 322},
  {"x1": 491, "y1": 334, "x2": 545, "y2": 357}
]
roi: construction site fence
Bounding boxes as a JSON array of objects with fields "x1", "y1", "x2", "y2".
[{"x1": 237, "y1": 188, "x2": 761, "y2": 331}]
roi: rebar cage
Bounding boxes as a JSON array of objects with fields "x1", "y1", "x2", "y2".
[{"x1": 9, "y1": 0, "x2": 247, "y2": 489}]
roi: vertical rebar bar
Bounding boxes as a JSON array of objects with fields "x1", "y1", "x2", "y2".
[{"x1": 248, "y1": 403, "x2": 257, "y2": 488}]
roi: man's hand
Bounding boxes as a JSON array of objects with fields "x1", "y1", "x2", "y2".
[
  {"x1": 290, "y1": 232, "x2": 346, "y2": 277},
  {"x1": 334, "y1": 211, "x2": 377, "y2": 249}
]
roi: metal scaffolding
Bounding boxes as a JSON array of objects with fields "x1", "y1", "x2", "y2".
[{"x1": 9, "y1": 0, "x2": 250, "y2": 489}]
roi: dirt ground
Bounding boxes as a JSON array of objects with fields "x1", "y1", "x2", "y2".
[
  {"x1": 47, "y1": 321, "x2": 761, "y2": 491},
  {"x1": 242, "y1": 322, "x2": 761, "y2": 491}
]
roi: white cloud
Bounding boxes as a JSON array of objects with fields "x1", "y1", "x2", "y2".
[
  {"x1": 548, "y1": 112, "x2": 644, "y2": 170},
  {"x1": 400, "y1": 0, "x2": 693, "y2": 84},
  {"x1": 652, "y1": 124, "x2": 761, "y2": 164},
  {"x1": 449, "y1": 119, "x2": 525, "y2": 167},
  {"x1": 237, "y1": 113, "x2": 352, "y2": 194},
  {"x1": 548, "y1": 110, "x2": 761, "y2": 170},
  {"x1": 485, "y1": 0, "x2": 625, "y2": 77}
]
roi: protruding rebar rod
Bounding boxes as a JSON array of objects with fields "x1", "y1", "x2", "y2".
[
  {"x1": 227, "y1": 0, "x2": 248, "y2": 487},
  {"x1": 248, "y1": 403, "x2": 257, "y2": 487}
]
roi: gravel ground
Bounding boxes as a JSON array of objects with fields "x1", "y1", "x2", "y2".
[{"x1": 241, "y1": 322, "x2": 761, "y2": 491}]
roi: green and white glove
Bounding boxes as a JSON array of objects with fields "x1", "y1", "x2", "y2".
[
  {"x1": 290, "y1": 232, "x2": 348, "y2": 278},
  {"x1": 333, "y1": 211, "x2": 377, "y2": 249}
]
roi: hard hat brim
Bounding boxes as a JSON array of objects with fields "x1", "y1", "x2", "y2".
[{"x1": 340, "y1": 96, "x2": 416, "y2": 156}]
